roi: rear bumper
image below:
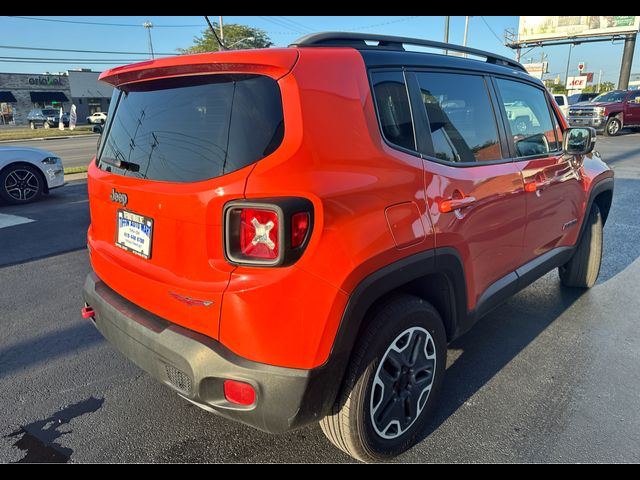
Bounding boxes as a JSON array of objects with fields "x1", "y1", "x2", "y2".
[{"x1": 82, "y1": 271, "x2": 337, "y2": 433}]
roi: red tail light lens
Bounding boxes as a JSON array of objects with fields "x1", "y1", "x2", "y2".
[
  {"x1": 240, "y1": 208, "x2": 279, "y2": 260},
  {"x1": 291, "y1": 212, "x2": 310, "y2": 248},
  {"x1": 224, "y1": 199, "x2": 313, "y2": 266},
  {"x1": 224, "y1": 380, "x2": 256, "y2": 406}
]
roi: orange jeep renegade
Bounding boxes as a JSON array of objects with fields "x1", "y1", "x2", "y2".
[{"x1": 82, "y1": 33, "x2": 614, "y2": 462}]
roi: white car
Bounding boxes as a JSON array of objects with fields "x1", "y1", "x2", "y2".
[
  {"x1": 0, "y1": 147, "x2": 64, "y2": 204},
  {"x1": 553, "y1": 94, "x2": 569, "y2": 119},
  {"x1": 87, "y1": 112, "x2": 107, "y2": 125}
]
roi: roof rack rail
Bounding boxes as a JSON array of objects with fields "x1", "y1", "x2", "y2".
[{"x1": 290, "y1": 32, "x2": 527, "y2": 72}]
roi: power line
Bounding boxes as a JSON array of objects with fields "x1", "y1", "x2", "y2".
[
  {"x1": 0, "y1": 59, "x2": 141, "y2": 64},
  {"x1": 257, "y1": 16, "x2": 307, "y2": 35},
  {"x1": 0, "y1": 55, "x2": 169, "y2": 62},
  {"x1": 479, "y1": 16, "x2": 508, "y2": 48},
  {"x1": 275, "y1": 16, "x2": 313, "y2": 33},
  {"x1": 7, "y1": 16, "x2": 203, "y2": 28},
  {"x1": 349, "y1": 16, "x2": 421, "y2": 31},
  {"x1": 0, "y1": 44, "x2": 177, "y2": 56}
]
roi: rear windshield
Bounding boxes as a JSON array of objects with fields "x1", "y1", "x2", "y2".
[{"x1": 97, "y1": 74, "x2": 284, "y2": 183}]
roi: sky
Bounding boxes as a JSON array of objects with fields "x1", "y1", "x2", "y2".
[{"x1": 0, "y1": 15, "x2": 637, "y2": 85}]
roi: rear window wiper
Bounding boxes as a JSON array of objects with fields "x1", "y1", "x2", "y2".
[{"x1": 101, "y1": 155, "x2": 140, "y2": 173}]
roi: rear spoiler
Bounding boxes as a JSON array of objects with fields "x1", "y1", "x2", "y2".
[{"x1": 99, "y1": 49, "x2": 299, "y2": 87}]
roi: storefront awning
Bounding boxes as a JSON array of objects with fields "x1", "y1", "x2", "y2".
[
  {"x1": 0, "y1": 91, "x2": 17, "y2": 102},
  {"x1": 29, "y1": 91, "x2": 69, "y2": 103}
]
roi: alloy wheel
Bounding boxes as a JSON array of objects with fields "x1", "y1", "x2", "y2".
[
  {"x1": 4, "y1": 169, "x2": 40, "y2": 202},
  {"x1": 370, "y1": 327, "x2": 437, "y2": 439}
]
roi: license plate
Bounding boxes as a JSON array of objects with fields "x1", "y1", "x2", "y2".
[{"x1": 116, "y1": 210, "x2": 153, "y2": 259}]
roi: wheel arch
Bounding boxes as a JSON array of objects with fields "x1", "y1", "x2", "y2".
[
  {"x1": 0, "y1": 161, "x2": 49, "y2": 193},
  {"x1": 310, "y1": 248, "x2": 468, "y2": 419},
  {"x1": 580, "y1": 176, "x2": 614, "y2": 240}
]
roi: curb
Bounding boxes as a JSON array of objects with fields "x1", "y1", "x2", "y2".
[
  {"x1": 0, "y1": 134, "x2": 99, "y2": 144},
  {"x1": 65, "y1": 172, "x2": 88, "y2": 182}
]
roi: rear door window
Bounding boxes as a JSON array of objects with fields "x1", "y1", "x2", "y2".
[
  {"x1": 371, "y1": 71, "x2": 416, "y2": 152},
  {"x1": 414, "y1": 72, "x2": 502, "y2": 163},
  {"x1": 98, "y1": 74, "x2": 284, "y2": 183}
]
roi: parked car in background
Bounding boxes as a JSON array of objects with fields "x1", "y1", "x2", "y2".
[
  {"x1": 568, "y1": 92, "x2": 599, "y2": 105},
  {"x1": 568, "y1": 89, "x2": 640, "y2": 136},
  {"x1": 26, "y1": 108, "x2": 69, "y2": 129},
  {"x1": 553, "y1": 94, "x2": 569, "y2": 118},
  {"x1": 0, "y1": 146, "x2": 64, "y2": 204},
  {"x1": 87, "y1": 112, "x2": 107, "y2": 125}
]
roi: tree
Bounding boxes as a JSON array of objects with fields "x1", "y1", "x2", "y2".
[
  {"x1": 583, "y1": 81, "x2": 615, "y2": 94},
  {"x1": 179, "y1": 23, "x2": 272, "y2": 54}
]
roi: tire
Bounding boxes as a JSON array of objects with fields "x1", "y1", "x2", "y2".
[
  {"x1": 0, "y1": 164, "x2": 45, "y2": 205},
  {"x1": 559, "y1": 204, "x2": 603, "y2": 288},
  {"x1": 604, "y1": 116, "x2": 621, "y2": 136},
  {"x1": 320, "y1": 295, "x2": 447, "y2": 462}
]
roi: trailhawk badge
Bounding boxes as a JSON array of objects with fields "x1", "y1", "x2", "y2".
[{"x1": 110, "y1": 188, "x2": 128, "y2": 207}]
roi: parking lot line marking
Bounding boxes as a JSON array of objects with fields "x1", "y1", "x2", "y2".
[{"x1": 0, "y1": 213, "x2": 35, "y2": 229}]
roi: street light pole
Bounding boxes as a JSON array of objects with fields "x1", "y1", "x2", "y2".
[
  {"x1": 219, "y1": 16, "x2": 224, "y2": 45},
  {"x1": 463, "y1": 16, "x2": 470, "y2": 46},
  {"x1": 444, "y1": 16, "x2": 450, "y2": 55},
  {"x1": 143, "y1": 21, "x2": 154, "y2": 59},
  {"x1": 564, "y1": 43, "x2": 573, "y2": 89}
]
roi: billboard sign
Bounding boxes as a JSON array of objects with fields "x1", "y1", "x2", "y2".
[
  {"x1": 567, "y1": 76, "x2": 588, "y2": 89},
  {"x1": 519, "y1": 16, "x2": 640, "y2": 43},
  {"x1": 522, "y1": 62, "x2": 549, "y2": 79}
]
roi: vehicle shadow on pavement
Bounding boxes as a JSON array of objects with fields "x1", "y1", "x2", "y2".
[
  {"x1": 417, "y1": 175, "x2": 640, "y2": 445},
  {"x1": 597, "y1": 145, "x2": 640, "y2": 166},
  {"x1": 417, "y1": 280, "x2": 584, "y2": 444},
  {"x1": 0, "y1": 321, "x2": 103, "y2": 380}
]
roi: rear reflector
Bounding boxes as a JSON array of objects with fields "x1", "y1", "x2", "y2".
[
  {"x1": 291, "y1": 212, "x2": 310, "y2": 248},
  {"x1": 81, "y1": 306, "x2": 95, "y2": 319},
  {"x1": 224, "y1": 380, "x2": 256, "y2": 406}
]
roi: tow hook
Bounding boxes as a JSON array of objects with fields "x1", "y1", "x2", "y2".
[{"x1": 81, "y1": 304, "x2": 95, "y2": 320}]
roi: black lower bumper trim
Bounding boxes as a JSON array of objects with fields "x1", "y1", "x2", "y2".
[{"x1": 82, "y1": 271, "x2": 334, "y2": 433}]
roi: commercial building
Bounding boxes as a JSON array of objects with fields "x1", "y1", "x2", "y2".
[{"x1": 0, "y1": 69, "x2": 112, "y2": 126}]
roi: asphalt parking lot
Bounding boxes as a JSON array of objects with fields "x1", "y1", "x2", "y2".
[{"x1": 1, "y1": 131, "x2": 639, "y2": 463}]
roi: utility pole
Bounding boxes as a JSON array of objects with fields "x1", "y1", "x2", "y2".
[
  {"x1": 463, "y1": 16, "x2": 470, "y2": 46},
  {"x1": 540, "y1": 51, "x2": 547, "y2": 82},
  {"x1": 463, "y1": 16, "x2": 471, "y2": 58},
  {"x1": 597, "y1": 69, "x2": 603, "y2": 93},
  {"x1": 219, "y1": 16, "x2": 224, "y2": 45},
  {"x1": 143, "y1": 20, "x2": 154, "y2": 59},
  {"x1": 618, "y1": 33, "x2": 636, "y2": 89},
  {"x1": 564, "y1": 43, "x2": 573, "y2": 88},
  {"x1": 443, "y1": 16, "x2": 450, "y2": 55}
]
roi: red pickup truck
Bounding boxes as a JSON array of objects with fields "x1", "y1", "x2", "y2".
[{"x1": 568, "y1": 89, "x2": 640, "y2": 136}]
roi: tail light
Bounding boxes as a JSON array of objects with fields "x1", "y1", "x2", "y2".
[{"x1": 224, "y1": 198, "x2": 313, "y2": 266}]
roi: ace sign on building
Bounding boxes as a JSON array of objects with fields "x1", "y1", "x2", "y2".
[{"x1": 567, "y1": 76, "x2": 588, "y2": 89}]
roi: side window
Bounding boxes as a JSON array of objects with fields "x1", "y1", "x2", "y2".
[
  {"x1": 496, "y1": 78, "x2": 558, "y2": 158},
  {"x1": 554, "y1": 95, "x2": 565, "y2": 106},
  {"x1": 629, "y1": 91, "x2": 640, "y2": 103},
  {"x1": 414, "y1": 72, "x2": 501, "y2": 163},
  {"x1": 371, "y1": 71, "x2": 416, "y2": 152}
]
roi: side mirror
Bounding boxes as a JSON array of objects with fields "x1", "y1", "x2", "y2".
[{"x1": 563, "y1": 127, "x2": 596, "y2": 156}]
